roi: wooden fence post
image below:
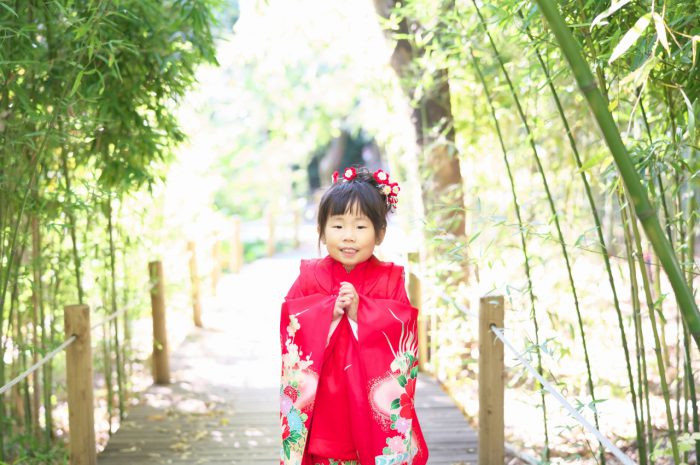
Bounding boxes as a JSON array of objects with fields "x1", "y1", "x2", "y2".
[
  {"x1": 187, "y1": 241, "x2": 203, "y2": 328},
  {"x1": 64, "y1": 304, "x2": 96, "y2": 465},
  {"x1": 407, "y1": 252, "x2": 428, "y2": 370},
  {"x1": 148, "y1": 260, "x2": 170, "y2": 384},
  {"x1": 231, "y1": 216, "x2": 243, "y2": 273},
  {"x1": 478, "y1": 295, "x2": 504, "y2": 465}
]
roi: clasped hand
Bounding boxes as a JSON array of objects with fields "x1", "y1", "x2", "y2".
[{"x1": 333, "y1": 281, "x2": 358, "y2": 322}]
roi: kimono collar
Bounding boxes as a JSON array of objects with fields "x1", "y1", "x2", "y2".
[{"x1": 326, "y1": 255, "x2": 376, "y2": 295}]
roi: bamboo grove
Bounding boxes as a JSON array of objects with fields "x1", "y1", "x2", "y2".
[
  {"x1": 1, "y1": 0, "x2": 699, "y2": 464},
  {"x1": 0, "y1": 1, "x2": 218, "y2": 462},
  {"x1": 375, "y1": 0, "x2": 698, "y2": 463}
]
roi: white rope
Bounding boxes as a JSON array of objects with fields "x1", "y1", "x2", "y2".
[
  {"x1": 0, "y1": 335, "x2": 76, "y2": 396},
  {"x1": 490, "y1": 325, "x2": 636, "y2": 465},
  {"x1": 0, "y1": 287, "x2": 148, "y2": 395},
  {"x1": 91, "y1": 295, "x2": 143, "y2": 331}
]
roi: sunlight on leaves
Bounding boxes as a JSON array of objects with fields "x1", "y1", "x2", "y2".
[{"x1": 608, "y1": 13, "x2": 651, "y2": 63}]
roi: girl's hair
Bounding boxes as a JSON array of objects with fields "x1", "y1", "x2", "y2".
[{"x1": 317, "y1": 167, "x2": 390, "y2": 244}]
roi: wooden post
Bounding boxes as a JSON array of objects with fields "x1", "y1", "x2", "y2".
[
  {"x1": 64, "y1": 304, "x2": 96, "y2": 465},
  {"x1": 266, "y1": 205, "x2": 276, "y2": 257},
  {"x1": 148, "y1": 260, "x2": 170, "y2": 384},
  {"x1": 211, "y1": 239, "x2": 222, "y2": 294},
  {"x1": 187, "y1": 241, "x2": 203, "y2": 328},
  {"x1": 478, "y1": 295, "x2": 504, "y2": 465},
  {"x1": 407, "y1": 252, "x2": 428, "y2": 370},
  {"x1": 231, "y1": 216, "x2": 243, "y2": 273}
]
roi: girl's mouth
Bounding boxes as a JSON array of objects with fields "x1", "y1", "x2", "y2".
[{"x1": 341, "y1": 248, "x2": 358, "y2": 256}]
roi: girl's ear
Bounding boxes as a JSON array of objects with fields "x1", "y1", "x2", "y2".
[{"x1": 376, "y1": 227, "x2": 386, "y2": 245}]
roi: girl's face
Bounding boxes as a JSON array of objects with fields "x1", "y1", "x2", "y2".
[{"x1": 320, "y1": 206, "x2": 385, "y2": 272}]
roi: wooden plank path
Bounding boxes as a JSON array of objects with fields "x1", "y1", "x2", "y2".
[{"x1": 98, "y1": 251, "x2": 478, "y2": 465}]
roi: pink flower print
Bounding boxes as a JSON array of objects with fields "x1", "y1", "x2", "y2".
[
  {"x1": 395, "y1": 417, "x2": 410, "y2": 434},
  {"x1": 387, "y1": 435, "x2": 406, "y2": 454},
  {"x1": 281, "y1": 394, "x2": 293, "y2": 415}
]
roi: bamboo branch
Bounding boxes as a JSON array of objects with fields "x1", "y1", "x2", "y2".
[{"x1": 532, "y1": 0, "x2": 700, "y2": 351}]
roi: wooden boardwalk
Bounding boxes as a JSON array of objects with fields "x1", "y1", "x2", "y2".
[{"x1": 97, "y1": 251, "x2": 477, "y2": 465}]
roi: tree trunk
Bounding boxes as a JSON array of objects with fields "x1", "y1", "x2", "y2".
[{"x1": 372, "y1": 0, "x2": 468, "y2": 278}]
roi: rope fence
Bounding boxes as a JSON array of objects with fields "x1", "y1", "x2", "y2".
[
  {"x1": 491, "y1": 325, "x2": 636, "y2": 465},
  {"x1": 407, "y1": 255, "x2": 638, "y2": 465},
  {"x1": 0, "y1": 286, "x2": 150, "y2": 397}
]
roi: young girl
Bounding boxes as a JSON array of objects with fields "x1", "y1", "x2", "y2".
[{"x1": 279, "y1": 167, "x2": 428, "y2": 465}]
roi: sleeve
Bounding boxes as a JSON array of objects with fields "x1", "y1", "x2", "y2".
[
  {"x1": 284, "y1": 275, "x2": 305, "y2": 300},
  {"x1": 389, "y1": 266, "x2": 411, "y2": 305}
]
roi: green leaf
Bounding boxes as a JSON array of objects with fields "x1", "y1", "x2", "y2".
[
  {"x1": 410, "y1": 366, "x2": 418, "y2": 378},
  {"x1": 70, "y1": 70, "x2": 85, "y2": 97},
  {"x1": 591, "y1": 0, "x2": 632, "y2": 29},
  {"x1": 0, "y1": 2, "x2": 18, "y2": 16},
  {"x1": 391, "y1": 398, "x2": 401, "y2": 410},
  {"x1": 680, "y1": 89, "x2": 696, "y2": 146},
  {"x1": 651, "y1": 12, "x2": 669, "y2": 53},
  {"x1": 397, "y1": 374, "x2": 407, "y2": 387},
  {"x1": 608, "y1": 13, "x2": 652, "y2": 63}
]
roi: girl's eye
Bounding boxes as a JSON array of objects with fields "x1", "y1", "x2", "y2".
[
  {"x1": 357, "y1": 225, "x2": 367, "y2": 229},
  {"x1": 332, "y1": 225, "x2": 342, "y2": 229}
]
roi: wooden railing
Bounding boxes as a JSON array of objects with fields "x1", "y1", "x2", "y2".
[
  {"x1": 406, "y1": 254, "x2": 505, "y2": 465},
  {"x1": 406, "y1": 255, "x2": 635, "y2": 465}
]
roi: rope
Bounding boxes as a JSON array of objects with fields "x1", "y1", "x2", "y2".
[
  {"x1": 91, "y1": 295, "x2": 143, "y2": 331},
  {"x1": 490, "y1": 325, "x2": 636, "y2": 465},
  {"x1": 0, "y1": 335, "x2": 76, "y2": 396},
  {"x1": 0, "y1": 289, "x2": 147, "y2": 395}
]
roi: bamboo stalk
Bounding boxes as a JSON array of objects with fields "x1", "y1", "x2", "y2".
[
  {"x1": 517, "y1": 13, "x2": 643, "y2": 460},
  {"x1": 30, "y1": 215, "x2": 41, "y2": 440},
  {"x1": 471, "y1": 3, "x2": 604, "y2": 457},
  {"x1": 626, "y1": 194, "x2": 680, "y2": 462},
  {"x1": 106, "y1": 198, "x2": 125, "y2": 420},
  {"x1": 469, "y1": 48, "x2": 550, "y2": 460},
  {"x1": 621, "y1": 195, "x2": 654, "y2": 459},
  {"x1": 60, "y1": 148, "x2": 84, "y2": 304},
  {"x1": 532, "y1": 0, "x2": 700, "y2": 350}
]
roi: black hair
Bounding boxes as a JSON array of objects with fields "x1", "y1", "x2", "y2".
[{"x1": 317, "y1": 167, "x2": 390, "y2": 245}]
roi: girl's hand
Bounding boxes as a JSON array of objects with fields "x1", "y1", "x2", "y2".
[
  {"x1": 338, "y1": 282, "x2": 359, "y2": 321},
  {"x1": 332, "y1": 297, "x2": 345, "y2": 321}
]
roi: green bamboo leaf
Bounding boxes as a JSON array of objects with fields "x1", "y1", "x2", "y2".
[
  {"x1": 590, "y1": 0, "x2": 632, "y2": 29},
  {"x1": 619, "y1": 55, "x2": 657, "y2": 88},
  {"x1": 651, "y1": 13, "x2": 669, "y2": 54},
  {"x1": 679, "y1": 89, "x2": 696, "y2": 145},
  {"x1": 70, "y1": 70, "x2": 85, "y2": 97},
  {"x1": 608, "y1": 13, "x2": 651, "y2": 63},
  {"x1": 0, "y1": 2, "x2": 18, "y2": 16},
  {"x1": 579, "y1": 151, "x2": 613, "y2": 172}
]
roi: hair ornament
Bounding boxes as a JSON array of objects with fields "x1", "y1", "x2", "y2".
[
  {"x1": 343, "y1": 167, "x2": 357, "y2": 181},
  {"x1": 331, "y1": 166, "x2": 400, "y2": 212}
]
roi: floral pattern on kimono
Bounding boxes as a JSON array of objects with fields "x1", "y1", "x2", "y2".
[{"x1": 279, "y1": 256, "x2": 429, "y2": 465}]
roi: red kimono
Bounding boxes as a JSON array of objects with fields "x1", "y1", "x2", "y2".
[{"x1": 279, "y1": 255, "x2": 429, "y2": 465}]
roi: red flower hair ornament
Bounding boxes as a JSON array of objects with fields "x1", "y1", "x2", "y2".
[{"x1": 331, "y1": 166, "x2": 400, "y2": 211}]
